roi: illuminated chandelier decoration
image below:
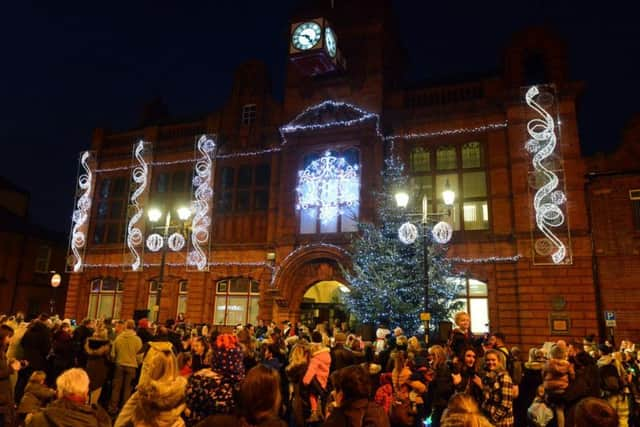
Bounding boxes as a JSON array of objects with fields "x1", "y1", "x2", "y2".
[
  {"x1": 187, "y1": 135, "x2": 216, "y2": 271},
  {"x1": 398, "y1": 222, "x2": 418, "y2": 244},
  {"x1": 68, "y1": 151, "x2": 95, "y2": 272},
  {"x1": 432, "y1": 221, "x2": 453, "y2": 244},
  {"x1": 525, "y1": 85, "x2": 566, "y2": 264},
  {"x1": 146, "y1": 233, "x2": 164, "y2": 252},
  {"x1": 125, "y1": 141, "x2": 151, "y2": 271},
  {"x1": 296, "y1": 151, "x2": 360, "y2": 224}
]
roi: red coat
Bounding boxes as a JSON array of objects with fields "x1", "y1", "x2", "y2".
[{"x1": 303, "y1": 346, "x2": 331, "y2": 388}]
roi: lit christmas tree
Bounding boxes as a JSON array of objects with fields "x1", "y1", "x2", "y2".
[{"x1": 342, "y1": 155, "x2": 463, "y2": 336}]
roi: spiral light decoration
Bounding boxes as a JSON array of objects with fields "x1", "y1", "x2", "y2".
[
  {"x1": 126, "y1": 141, "x2": 149, "y2": 271},
  {"x1": 69, "y1": 151, "x2": 94, "y2": 272},
  {"x1": 188, "y1": 135, "x2": 216, "y2": 271},
  {"x1": 525, "y1": 86, "x2": 566, "y2": 264}
]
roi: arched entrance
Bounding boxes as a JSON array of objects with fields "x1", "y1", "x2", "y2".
[{"x1": 299, "y1": 280, "x2": 351, "y2": 329}]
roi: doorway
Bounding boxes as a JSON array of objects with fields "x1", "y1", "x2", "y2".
[{"x1": 299, "y1": 280, "x2": 350, "y2": 330}]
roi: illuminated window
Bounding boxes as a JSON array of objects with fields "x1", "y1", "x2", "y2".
[
  {"x1": 241, "y1": 104, "x2": 257, "y2": 126},
  {"x1": 409, "y1": 142, "x2": 488, "y2": 232},
  {"x1": 88, "y1": 278, "x2": 123, "y2": 320},
  {"x1": 34, "y1": 245, "x2": 51, "y2": 273},
  {"x1": 214, "y1": 278, "x2": 260, "y2": 326},
  {"x1": 177, "y1": 280, "x2": 188, "y2": 318},
  {"x1": 451, "y1": 278, "x2": 489, "y2": 334},
  {"x1": 298, "y1": 149, "x2": 360, "y2": 234},
  {"x1": 148, "y1": 280, "x2": 188, "y2": 322}
]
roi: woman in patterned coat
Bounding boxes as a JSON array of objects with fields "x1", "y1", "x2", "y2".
[{"x1": 474, "y1": 349, "x2": 514, "y2": 427}]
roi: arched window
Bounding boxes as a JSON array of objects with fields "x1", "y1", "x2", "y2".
[
  {"x1": 297, "y1": 149, "x2": 360, "y2": 234},
  {"x1": 213, "y1": 277, "x2": 260, "y2": 326},
  {"x1": 88, "y1": 277, "x2": 123, "y2": 320}
]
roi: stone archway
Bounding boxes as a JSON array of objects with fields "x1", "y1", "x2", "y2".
[{"x1": 269, "y1": 244, "x2": 350, "y2": 324}]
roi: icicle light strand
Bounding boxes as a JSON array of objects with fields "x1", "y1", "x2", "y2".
[
  {"x1": 525, "y1": 86, "x2": 566, "y2": 264},
  {"x1": 384, "y1": 122, "x2": 508, "y2": 141},
  {"x1": 82, "y1": 261, "x2": 274, "y2": 271}
]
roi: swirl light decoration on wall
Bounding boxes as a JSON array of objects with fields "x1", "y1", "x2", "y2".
[
  {"x1": 296, "y1": 151, "x2": 360, "y2": 224},
  {"x1": 187, "y1": 135, "x2": 216, "y2": 271},
  {"x1": 125, "y1": 141, "x2": 151, "y2": 271},
  {"x1": 68, "y1": 151, "x2": 95, "y2": 272},
  {"x1": 525, "y1": 86, "x2": 567, "y2": 264}
]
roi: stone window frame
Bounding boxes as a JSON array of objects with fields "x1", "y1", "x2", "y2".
[{"x1": 213, "y1": 277, "x2": 260, "y2": 326}]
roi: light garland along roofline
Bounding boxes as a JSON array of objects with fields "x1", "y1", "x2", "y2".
[
  {"x1": 83, "y1": 261, "x2": 275, "y2": 271},
  {"x1": 449, "y1": 255, "x2": 522, "y2": 264},
  {"x1": 384, "y1": 122, "x2": 508, "y2": 142},
  {"x1": 279, "y1": 100, "x2": 382, "y2": 143}
]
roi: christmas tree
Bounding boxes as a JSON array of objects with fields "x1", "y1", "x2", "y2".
[{"x1": 342, "y1": 155, "x2": 463, "y2": 336}]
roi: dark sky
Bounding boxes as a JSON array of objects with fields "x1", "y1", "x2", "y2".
[{"x1": 1, "y1": 1, "x2": 639, "y2": 234}]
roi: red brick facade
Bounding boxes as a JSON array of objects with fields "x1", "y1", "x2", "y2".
[{"x1": 64, "y1": 3, "x2": 638, "y2": 348}]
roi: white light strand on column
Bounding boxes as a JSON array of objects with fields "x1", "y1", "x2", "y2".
[
  {"x1": 187, "y1": 135, "x2": 216, "y2": 271},
  {"x1": 69, "y1": 151, "x2": 94, "y2": 272},
  {"x1": 125, "y1": 141, "x2": 149, "y2": 271},
  {"x1": 525, "y1": 86, "x2": 566, "y2": 264}
]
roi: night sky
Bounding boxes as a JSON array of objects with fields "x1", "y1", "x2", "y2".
[{"x1": 2, "y1": 1, "x2": 639, "y2": 234}]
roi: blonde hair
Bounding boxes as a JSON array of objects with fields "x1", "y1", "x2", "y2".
[
  {"x1": 56, "y1": 368, "x2": 89, "y2": 398},
  {"x1": 454, "y1": 312, "x2": 470, "y2": 327},
  {"x1": 447, "y1": 393, "x2": 480, "y2": 414},
  {"x1": 428, "y1": 345, "x2": 447, "y2": 369},
  {"x1": 442, "y1": 393, "x2": 493, "y2": 427},
  {"x1": 407, "y1": 336, "x2": 421, "y2": 354},
  {"x1": 29, "y1": 370, "x2": 47, "y2": 384}
]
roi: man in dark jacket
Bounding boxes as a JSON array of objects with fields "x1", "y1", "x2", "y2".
[
  {"x1": 26, "y1": 368, "x2": 110, "y2": 427},
  {"x1": 16, "y1": 316, "x2": 51, "y2": 403},
  {"x1": 330, "y1": 332, "x2": 355, "y2": 372},
  {"x1": 72, "y1": 318, "x2": 95, "y2": 368}
]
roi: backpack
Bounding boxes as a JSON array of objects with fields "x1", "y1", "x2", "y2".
[
  {"x1": 600, "y1": 363, "x2": 622, "y2": 393},
  {"x1": 498, "y1": 346, "x2": 522, "y2": 385}
]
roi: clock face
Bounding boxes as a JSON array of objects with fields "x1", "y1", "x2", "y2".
[
  {"x1": 292, "y1": 22, "x2": 322, "y2": 51},
  {"x1": 325, "y1": 27, "x2": 337, "y2": 58}
]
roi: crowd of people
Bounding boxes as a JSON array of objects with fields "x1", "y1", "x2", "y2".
[{"x1": 0, "y1": 310, "x2": 634, "y2": 427}]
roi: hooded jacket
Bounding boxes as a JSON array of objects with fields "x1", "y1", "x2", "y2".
[
  {"x1": 18, "y1": 382, "x2": 56, "y2": 415},
  {"x1": 131, "y1": 377, "x2": 187, "y2": 427},
  {"x1": 26, "y1": 398, "x2": 111, "y2": 427},
  {"x1": 111, "y1": 329, "x2": 142, "y2": 368},
  {"x1": 84, "y1": 337, "x2": 110, "y2": 391},
  {"x1": 303, "y1": 346, "x2": 331, "y2": 389}
]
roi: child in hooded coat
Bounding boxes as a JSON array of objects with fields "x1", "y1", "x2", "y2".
[{"x1": 303, "y1": 331, "x2": 331, "y2": 422}]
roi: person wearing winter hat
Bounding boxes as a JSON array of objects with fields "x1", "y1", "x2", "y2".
[
  {"x1": 114, "y1": 339, "x2": 182, "y2": 427},
  {"x1": 543, "y1": 342, "x2": 574, "y2": 427},
  {"x1": 184, "y1": 334, "x2": 245, "y2": 425},
  {"x1": 131, "y1": 375, "x2": 187, "y2": 427}
]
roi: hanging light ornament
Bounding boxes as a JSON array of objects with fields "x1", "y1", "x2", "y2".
[
  {"x1": 167, "y1": 232, "x2": 186, "y2": 252},
  {"x1": 146, "y1": 233, "x2": 164, "y2": 252},
  {"x1": 432, "y1": 221, "x2": 453, "y2": 244},
  {"x1": 398, "y1": 222, "x2": 418, "y2": 244}
]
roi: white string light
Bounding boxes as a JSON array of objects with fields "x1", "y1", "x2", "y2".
[
  {"x1": 384, "y1": 122, "x2": 508, "y2": 141},
  {"x1": 296, "y1": 151, "x2": 360, "y2": 223},
  {"x1": 146, "y1": 233, "x2": 164, "y2": 252},
  {"x1": 398, "y1": 222, "x2": 418, "y2": 244},
  {"x1": 432, "y1": 221, "x2": 453, "y2": 244},
  {"x1": 280, "y1": 100, "x2": 382, "y2": 142},
  {"x1": 68, "y1": 151, "x2": 95, "y2": 272},
  {"x1": 167, "y1": 232, "x2": 186, "y2": 252},
  {"x1": 525, "y1": 86, "x2": 566, "y2": 264},
  {"x1": 95, "y1": 148, "x2": 280, "y2": 174},
  {"x1": 450, "y1": 255, "x2": 522, "y2": 264},
  {"x1": 125, "y1": 141, "x2": 150, "y2": 271},
  {"x1": 270, "y1": 243, "x2": 351, "y2": 287},
  {"x1": 82, "y1": 261, "x2": 275, "y2": 270},
  {"x1": 187, "y1": 135, "x2": 216, "y2": 271}
]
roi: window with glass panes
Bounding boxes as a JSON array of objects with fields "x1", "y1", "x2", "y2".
[
  {"x1": 299, "y1": 148, "x2": 360, "y2": 234},
  {"x1": 88, "y1": 278, "x2": 123, "y2": 320},
  {"x1": 213, "y1": 278, "x2": 260, "y2": 326},
  {"x1": 177, "y1": 280, "x2": 188, "y2": 317},
  {"x1": 93, "y1": 176, "x2": 127, "y2": 244},
  {"x1": 409, "y1": 142, "x2": 488, "y2": 231},
  {"x1": 631, "y1": 190, "x2": 640, "y2": 231},
  {"x1": 449, "y1": 277, "x2": 489, "y2": 334},
  {"x1": 152, "y1": 169, "x2": 191, "y2": 202},
  {"x1": 216, "y1": 164, "x2": 270, "y2": 214},
  {"x1": 241, "y1": 104, "x2": 257, "y2": 126},
  {"x1": 34, "y1": 245, "x2": 51, "y2": 273},
  {"x1": 147, "y1": 281, "x2": 160, "y2": 322}
]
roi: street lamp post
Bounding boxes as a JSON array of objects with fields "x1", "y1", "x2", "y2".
[
  {"x1": 50, "y1": 272, "x2": 61, "y2": 314},
  {"x1": 396, "y1": 180, "x2": 455, "y2": 343},
  {"x1": 148, "y1": 206, "x2": 191, "y2": 324}
]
